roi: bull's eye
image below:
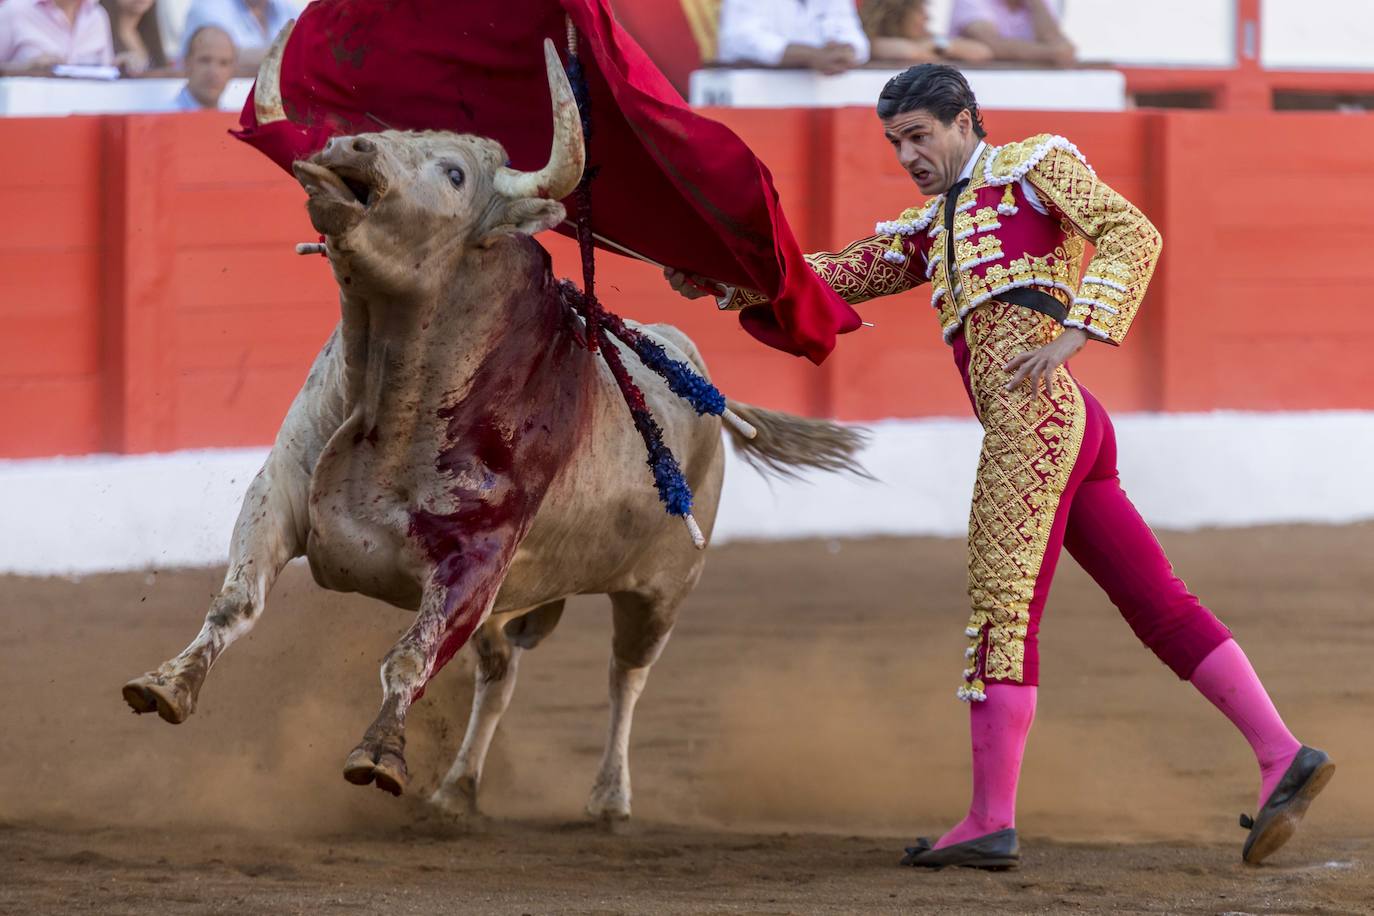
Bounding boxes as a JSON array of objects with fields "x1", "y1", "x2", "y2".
[{"x1": 447, "y1": 167, "x2": 465, "y2": 189}]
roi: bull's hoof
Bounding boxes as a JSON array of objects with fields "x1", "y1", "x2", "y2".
[
  {"x1": 586, "y1": 764, "x2": 632, "y2": 823},
  {"x1": 428, "y1": 776, "x2": 482, "y2": 821},
  {"x1": 411, "y1": 793, "x2": 489, "y2": 837},
  {"x1": 122, "y1": 672, "x2": 196, "y2": 724},
  {"x1": 586, "y1": 802, "x2": 633, "y2": 836},
  {"x1": 586, "y1": 802, "x2": 632, "y2": 825},
  {"x1": 342, "y1": 744, "x2": 409, "y2": 797},
  {"x1": 586, "y1": 787, "x2": 632, "y2": 823}
]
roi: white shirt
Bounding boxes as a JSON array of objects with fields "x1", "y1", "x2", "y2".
[
  {"x1": 0, "y1": 0, "x2": 114, "y2": 68},
  {"x1": 157, "y1": 0, "x2": 193, "y2": 61},
  {"x1": 959, "y1": 139, "x2": 1047, "y2": 214},
  {"x1": 173, "y1": 83, "x2": 212, "y2": 110},
  {"x1": 716, "y1": 0, "x2": 870, "y2": 67},
  {"x1": 179, "y1": 0, "x2": 296, "y2": 60},
  {"x1": 163, "y1": 0, "x2": 306, "y2": 63}
]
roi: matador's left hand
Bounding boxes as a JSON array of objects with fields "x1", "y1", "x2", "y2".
[{"x1": 1004, "y1": 327, "x2": 1089, "y2": 401}]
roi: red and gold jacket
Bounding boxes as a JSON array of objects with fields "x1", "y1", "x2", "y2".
[{"x1": 724, "y1": 134, "x2": 1162, "y2": 347}]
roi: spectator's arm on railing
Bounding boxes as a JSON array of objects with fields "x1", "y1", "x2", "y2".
[
  {"x1": 779, "y1": 42, "x2": 860, "y2": 75},
  {"x1": 943, "y1": 36, "x2": 996, "y2": 63},
  {"x1": 817, "y1": 1, "x2": 871, "y2": 65},
  {"x1": 1024, "y1": 0, "x2": 1075, "y2": 61},
  {"x1": 869, "y1": 36, "x2": 942, "y2": 64},
  {"x1": 1, "y1": 53, "x2": 64, "y2": 76},
  {"x1": 869, "y1": 35, "x2": 993, "y2": 65}
]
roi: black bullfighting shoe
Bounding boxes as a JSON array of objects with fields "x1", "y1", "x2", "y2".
[
  {"x1": 1240, "y1": 745, "x2": 1335, "y2": 865},
  {"x1": 900, "y1": 828, "x2": 1020, "y2": 870}
]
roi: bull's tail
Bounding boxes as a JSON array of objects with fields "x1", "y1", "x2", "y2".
[{"x1": 723, "y1": 399, "x2": 871, "y2": 481}]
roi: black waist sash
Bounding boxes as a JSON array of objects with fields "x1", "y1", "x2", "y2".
[{"x1": 992, "y1": 286, "x2": 1067, "y2": 324}]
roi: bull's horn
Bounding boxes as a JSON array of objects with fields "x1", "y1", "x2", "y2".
[
  {"x1": 493, "y1": 38, "x2": 585, "y2": 201},
  {"x1": 254, "y1": 19, "x2": 295, "y2": 125}
]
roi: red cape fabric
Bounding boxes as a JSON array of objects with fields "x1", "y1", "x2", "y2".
[{"x1": 233, "y1": 0, "x2": 861, "y2": 364}]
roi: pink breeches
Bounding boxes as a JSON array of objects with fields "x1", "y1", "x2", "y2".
[
  {"x1": 994, "y1": 381, "x2": 1232, "y2": 686},
  {"x1": 951, "y1": 307, "x2": 1232, "y2": 694}
]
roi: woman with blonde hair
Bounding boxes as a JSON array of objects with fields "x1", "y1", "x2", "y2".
[{"x1": 861, "y1": 0, "x2": 992, "y2": 63}]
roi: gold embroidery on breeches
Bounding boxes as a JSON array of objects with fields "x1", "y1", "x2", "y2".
[{"x1": 960, "y1": 303, "x2": 1087, "y2": 698}]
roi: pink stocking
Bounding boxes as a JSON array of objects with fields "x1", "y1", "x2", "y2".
[
  {"x1": 1190, "y1": 638, "x2": 1301, "y2": 810},
  {"x1": 934, "y1": 683, "x2": 1037, "y2": 849}
]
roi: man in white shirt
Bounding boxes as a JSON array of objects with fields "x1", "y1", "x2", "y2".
[{"x1": 717, "y1": 0, "x2": 870, "y2": 75}]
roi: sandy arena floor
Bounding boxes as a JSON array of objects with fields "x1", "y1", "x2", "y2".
[{"x1": 2, "y1": 525, "x2": 1372, "y2": 914}]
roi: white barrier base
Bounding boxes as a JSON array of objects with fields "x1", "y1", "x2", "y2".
[
  {"x1": 3, "y1": 411, "x2": 1372, "y2": 576},
  {"x1": 0, "y1": 76, "x2": 253, "y2": 116}
]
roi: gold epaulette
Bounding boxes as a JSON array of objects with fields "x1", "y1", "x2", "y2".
[
  {"x1": 983, "y1": 134, "x2": 1094, "y2": 186},
  {"x1": 874, "y1": 198, "x2": 940, "y2": 265}
]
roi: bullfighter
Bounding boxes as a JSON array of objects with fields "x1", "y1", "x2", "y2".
[{"x1": 666, "y1": 63, "x2": 1332, "y2": 870}]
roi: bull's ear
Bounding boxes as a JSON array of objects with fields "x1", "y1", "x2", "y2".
[{"x1": 477, "y1": 198, "x2": 566, "y2": 247}]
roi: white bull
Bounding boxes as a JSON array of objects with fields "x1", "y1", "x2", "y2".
[{"x1": 122, "y1": 30, "x2": 865, "y2": 821}]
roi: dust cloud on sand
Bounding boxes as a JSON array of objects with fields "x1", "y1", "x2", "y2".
[{"x1": 2, "y1": 527, "x2": 1373, "y2": 913}]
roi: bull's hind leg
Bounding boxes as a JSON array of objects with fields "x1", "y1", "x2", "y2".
[
  {"x1": 587, "y1": 591, "x2": 681, "y2": 821},
  {"x1": 429, "y1": 600, "x2": 566, "y2": 819}
]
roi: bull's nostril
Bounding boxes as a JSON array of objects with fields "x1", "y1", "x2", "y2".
[{"x1": 353, "y1": 138, "x2": 376, "y2": 154}]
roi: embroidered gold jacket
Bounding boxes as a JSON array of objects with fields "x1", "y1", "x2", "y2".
[{"x1": 725, "y1": 134, "x2": 1162, "y2": 347}]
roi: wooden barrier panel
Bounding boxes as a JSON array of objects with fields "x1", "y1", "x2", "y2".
[
  {"x1": 1, "y1": 106, "x2": 1372, "y2": 459},
  {"x1": 1153, "y1": 111, "x2": 1374, "y2": 412},
  {"x1": 93, "y1": 112, "x2": 338, "y2": 455},
  {"x1": 0, "y1": 117, "x2": 107, "y2": 457}
]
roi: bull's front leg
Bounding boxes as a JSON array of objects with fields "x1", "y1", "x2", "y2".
[
  {"x1": 121, "y1": 459, "x2": 307, "y2": 723},
  {"x1": 122, "y1": 329, "x2": 344, "y2": 724},
  {"x1": 342, "y1": 534, "x2": 518, "y2": 796}
]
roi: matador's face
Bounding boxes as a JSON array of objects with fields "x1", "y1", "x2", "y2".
[{"x1": 881, "y1": 108, "x2": 979, "y2": 197}]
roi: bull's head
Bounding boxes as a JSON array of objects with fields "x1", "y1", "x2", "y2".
[{"x1": 259, "y1": 27, "x2": 585, "y2": 290}]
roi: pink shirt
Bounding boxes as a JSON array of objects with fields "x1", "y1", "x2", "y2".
[
  {"x1": 950, "y1": 0, "x2": 1057, "y2": 42},
  {"x1": 0, "y1": 0, "x2": 115, "y2": 69}
]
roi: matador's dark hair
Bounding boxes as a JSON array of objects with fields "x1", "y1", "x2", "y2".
[{"x1": 875, "y1": 63, "x2": 987, "y2": 139}]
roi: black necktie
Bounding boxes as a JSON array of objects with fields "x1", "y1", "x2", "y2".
[{"x1": 943, "y1": 177, "x2": 970, "y2": 296}]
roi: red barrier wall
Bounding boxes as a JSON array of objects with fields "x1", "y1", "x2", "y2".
[
  {"x1": 2, "y1": 107, "x2": 1373, "y2": 459},
  {"x1": 2, "y1": 117, "x2": 106, "y2": 457}
]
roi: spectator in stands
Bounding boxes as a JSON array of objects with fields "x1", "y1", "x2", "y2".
[
  {"x1": 861, "y1": 0, "x2": 993, "y2": 65},
  {"x1": 174, "y1": 24, "x2": 235, "y2": 109},
  {"x1": 179, "y1": 0, "x2": 292, "y2": 69},
  {"x1": 0, "y1": 0, "x2": 115, "y2": 73},
  {"x1": 157, "y1": 0, "x2": 193, "y2": 64},
  {"x1": 950, "y1": 0, "x2": 1075, "y2": 65},
  {"x1": 101, "y1": 0, "x2": 169, "y2": 74},
  {"x1": 717, "y1": 0, "x2": 870, "y2": 76}
]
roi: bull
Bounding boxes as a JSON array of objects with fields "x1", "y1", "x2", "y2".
[{"x1": 122, "y1": 29, "x2": 864, "y2": 821}]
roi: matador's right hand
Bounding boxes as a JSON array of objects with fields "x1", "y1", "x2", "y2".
[{"x1": 663, "y1": 267, "x2": 723, "y2": 301}]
